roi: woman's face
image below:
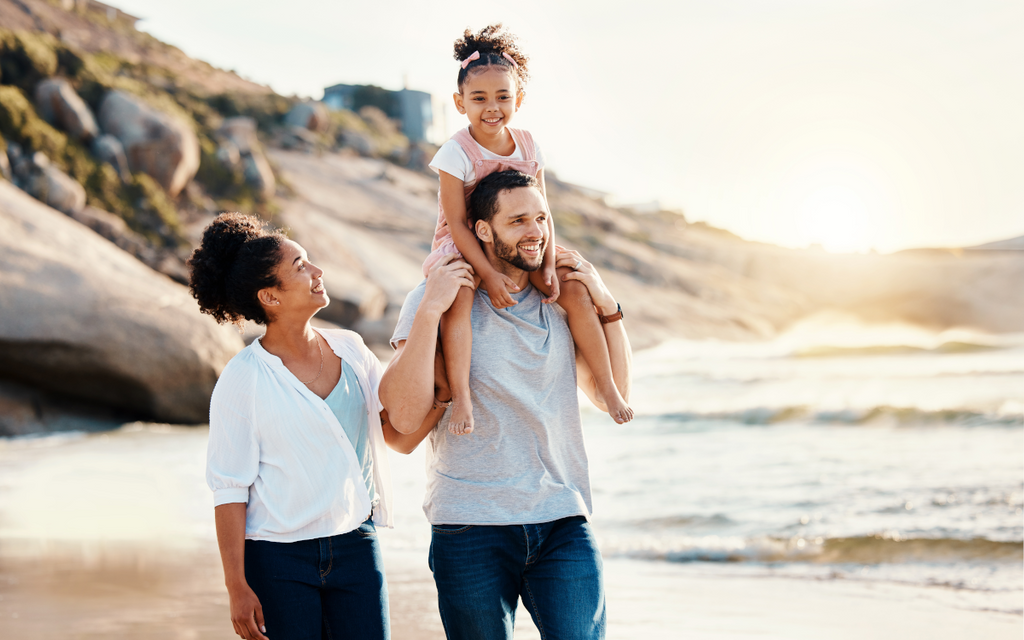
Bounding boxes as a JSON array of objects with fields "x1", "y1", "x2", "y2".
[{"x1": 258, "y1": 239, "x2": 328, "y2": 322}]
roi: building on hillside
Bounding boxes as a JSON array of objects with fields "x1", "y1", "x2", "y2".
[{"x1": 322, "y1": 83, "x2": 444, "y2": 144}]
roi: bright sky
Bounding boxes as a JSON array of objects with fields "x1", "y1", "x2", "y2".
[{"x1": 113, "y1": 0, "x2": 1023, "y2": 253}]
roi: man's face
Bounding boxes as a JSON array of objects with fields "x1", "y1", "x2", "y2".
[{"x1": 484, "y1": 186, "x2": 548, "y2": 272}]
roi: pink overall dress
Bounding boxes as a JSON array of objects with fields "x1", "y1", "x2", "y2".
[{"x1": 422, "y1": 127, "x2": 541, "y2": 276}]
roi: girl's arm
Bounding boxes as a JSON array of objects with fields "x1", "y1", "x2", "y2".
[
  {"x1": 439, "y1": 171, "x2": 519, "y2": 309},
  {"x1": 214, "y1": 503, "x2": 268, "y2": 640},
  {"x1": 537, "y1": 170, "x2": 560, "y2": 303}
]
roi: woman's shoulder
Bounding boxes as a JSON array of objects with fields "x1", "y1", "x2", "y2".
[{"x1": 213, "y1": 343, "x2": 262, "y2": 389}]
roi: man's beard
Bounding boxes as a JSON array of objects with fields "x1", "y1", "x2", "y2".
[{"x1": 493, "y1": 231, "x2": 544, "y2": 272}]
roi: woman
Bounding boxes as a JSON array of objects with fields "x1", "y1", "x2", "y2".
[{"x1": 188, "y1": 212, "x2": 471, "y2": 640}]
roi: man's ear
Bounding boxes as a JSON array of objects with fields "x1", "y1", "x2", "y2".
[
  {"x1": 257, "y1": 287, "x2": 280, "y2": 308},
  {"x1": 453, "y1": 91, "x2": 465, "y2": 115},
  {"x1": 475, "y1": 220, "x2": 493, "y2": 244}
]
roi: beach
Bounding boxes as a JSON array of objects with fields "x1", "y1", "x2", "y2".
[{"x1": 1, "y1": 324, "x2": 1021, "y2": 639}]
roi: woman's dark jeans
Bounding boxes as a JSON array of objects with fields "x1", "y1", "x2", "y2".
[{"x1": 245, "y1": 519, "x2": 390, "y2": 640}]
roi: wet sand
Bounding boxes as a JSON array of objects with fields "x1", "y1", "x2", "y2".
[
  {"x1": 0, "y1": 425, "x2": 1019, "y2": 639},
  {"x1": 1, "y1": 541, "x2": 1020, "y2": 640}
]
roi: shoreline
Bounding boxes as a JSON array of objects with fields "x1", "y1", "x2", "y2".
[{"x1": 1, "y1": 541, "x2": 1019, "y2": 640}]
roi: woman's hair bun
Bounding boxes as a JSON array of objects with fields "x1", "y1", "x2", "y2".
[
  {"x1": 454, "y1": 24, "x2": 530, "y2": 90},
  {"x1": 187, "y1": 212, "x2": 285, "y2": 326}
]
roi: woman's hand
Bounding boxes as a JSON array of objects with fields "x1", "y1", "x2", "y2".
[
  {"x1": 556, "y1": 247, "x2": 617, "y2": 315},
  {"x1": 422, "y1": 253, "x2": 475, "y2": 317},
  {"x1": 228, "y1": 582, "x2": 268, "y2": 640}
]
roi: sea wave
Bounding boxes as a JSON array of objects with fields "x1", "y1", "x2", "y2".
[
  {"x1": 793, "y1": 341, "x2": 1004, "y2": 358},
  {"x1": 656, "y1": 405, "x2": 1023, "y2": 426},
  {"x1": 601, "y1": 533, "x2": 1024, "y2": 565}
]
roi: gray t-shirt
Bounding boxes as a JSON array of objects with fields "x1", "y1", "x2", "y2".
[{"x1": 391, "y1": 281, "x2": 593, "y2": 525}]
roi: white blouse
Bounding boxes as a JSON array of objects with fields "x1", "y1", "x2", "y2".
[{"x1": 206, "y1": 328, "x2": 393, "y2": 541}]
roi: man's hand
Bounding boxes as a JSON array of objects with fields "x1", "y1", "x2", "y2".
[
  {"x1": 422, "y1": 253, "x2": 475, "y2": 317},
  {"x1": 556, "y1": 247, "x2": 616, "y2": 315},
  {"x1": 228, "y1": 582, "x2": 268, "y2": 640},
  {"x1": 481, "y1": 271, "x2": 520, "y2": 309}
]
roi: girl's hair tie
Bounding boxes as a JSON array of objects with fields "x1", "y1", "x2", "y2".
[
  {"x1": 460, "y1": 51, "x2": 480, "y2": 69},
  {"x1": 501, "y1": 52, "x2": 519, "y2": 69}
]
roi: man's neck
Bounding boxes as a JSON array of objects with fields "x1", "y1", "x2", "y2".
[{"x1": 488, "y1": 253, "x2": 530, "y2": 291}]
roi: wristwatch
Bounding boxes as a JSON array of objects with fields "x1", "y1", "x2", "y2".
[{"x1": 599, "y1": 303, "x2": 624, "y2": 324}]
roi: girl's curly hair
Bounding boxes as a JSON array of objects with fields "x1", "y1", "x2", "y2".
[
  {"x1": 187, "y1": 212, "x2": 285, "y2": 327},
  {"x1": 454, "y1": 24, "x2": 530, "y2": 92}
]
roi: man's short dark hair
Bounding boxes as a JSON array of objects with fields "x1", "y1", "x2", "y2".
[{"x1": 468, "y1": 170, "x2": 540, "y2": 227}]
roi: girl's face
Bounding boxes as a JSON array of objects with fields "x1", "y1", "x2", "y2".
[{"x1": 454, "y1": 66, "x2": 523, "y2": 135}]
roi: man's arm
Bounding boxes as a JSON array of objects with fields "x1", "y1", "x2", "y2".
[
  {"x1": 380, "y1": 342, "x2": 453, "y2": 454},
  {"x1": 379, "y1": 254, "x2": 473, "y2": 434},
  {"x1": 555, "y1": 247, "x2": 632, "y2": 409}
]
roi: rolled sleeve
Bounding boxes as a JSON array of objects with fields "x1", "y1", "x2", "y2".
[{"x1": 206, "y1": 366, "x2": 259, "y2": 507}]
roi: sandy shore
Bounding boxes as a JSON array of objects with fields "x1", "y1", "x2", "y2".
[{"x1": 1, "y1": 540, "x2": 1019, "y2": 640}]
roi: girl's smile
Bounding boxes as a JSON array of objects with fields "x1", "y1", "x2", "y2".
[{"x1": 454, "y1": 66, "x2": 523, "y2": 153}]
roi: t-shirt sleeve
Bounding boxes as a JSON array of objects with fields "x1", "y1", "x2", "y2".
[
  {"x1": 206, "y1": 362, "x2": 259, "y2": 507},
  {"x1": 389, "y1": 280, "x2": 428, "y2": 349},
  {"x1": 534, "y1": 140, "x2": 545, "y2": 171},
  {"x1": 429, "y1": 140, "x2": 472, "y2": 181}
]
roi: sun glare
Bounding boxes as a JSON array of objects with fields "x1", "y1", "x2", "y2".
[{"x1": 798, "y1": 186, "x2": 874, "y2": 253}]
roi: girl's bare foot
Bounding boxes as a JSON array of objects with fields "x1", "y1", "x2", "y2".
[
  {"x1": 603, "y1": 385, "x2": 634, "y2": 424},
  {"x1": 447, "y1": 396, "x2": 475, "y2": 435}
]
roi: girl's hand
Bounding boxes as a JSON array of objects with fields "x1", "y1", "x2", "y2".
[
  {"x1": 422, "y1": 254, "x2": 475, "y2": 317},
  {"x1": 228, "y1": 582, "x2": 268, "y2": 640},
  {"x1": 539, "y1": 264, "x2": 560, "y2": 304},
  {"x1": 482, "y1": 271, "x2": 520, "y2": 309},
  {"x1": 556, "y1": 247, "x2": 617, "y2": 315}
]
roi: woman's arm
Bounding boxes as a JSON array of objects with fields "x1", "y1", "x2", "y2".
[
  {"x1": 214, "y1": 503, "x2": 268, "y2": 640},
  {"x1": 440, "y1": 171, "x2": 519, "y2": 308},
  {"x1": 555, "y1": 247, "x2": 632, "y2": 408},
  {"x1": 378, "y1": 254, "x2": 473, "y2": 433}
]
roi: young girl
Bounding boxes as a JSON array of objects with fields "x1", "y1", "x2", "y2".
[{"x1": 425, "y1": 24, "x2": 633, "y2": 434}]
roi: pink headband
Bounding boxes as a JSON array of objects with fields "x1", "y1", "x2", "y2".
[{"x1": 459, "y1": 50, "x2": 520, "y2": 70}]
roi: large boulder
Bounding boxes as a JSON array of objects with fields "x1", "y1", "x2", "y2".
[
  {"x1": 34, "y1": 78, "x2": 99, "y2": 142},
  {"x1": 97, "y1": 90, "x2": 199, "y2": 197},
  {"x1": 0, "y1": 181, "x2": 244, "y2": 423},
  {"x1": 284, "y1": 101, "x2": 330, "y2": 133},
  {"x1": 215, "y1": 117, "x2": 275, "y2": 198}
]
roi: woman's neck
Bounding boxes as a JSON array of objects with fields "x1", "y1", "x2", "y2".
[
  {"x1": 260, "y1": 318, "x2": 317, "y2": 358},
  {"x1": 468, "y1": 125, "x2": 515, "y2": 156}
]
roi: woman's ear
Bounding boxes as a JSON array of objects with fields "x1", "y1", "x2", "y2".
[{"x1": 257, "y1": 288, "x2": 280, "y2": 308}]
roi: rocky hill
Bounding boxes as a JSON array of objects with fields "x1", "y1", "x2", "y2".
[{"x1": 1, "y1": 0, "x2": 1022, "y2": 436}]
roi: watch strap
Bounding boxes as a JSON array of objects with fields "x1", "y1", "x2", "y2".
[{"x1": 599, "y1": 303, "x2": 623, "y2": 324}]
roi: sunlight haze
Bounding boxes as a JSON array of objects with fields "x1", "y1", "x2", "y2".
[{"x1": 112, "y1": 0, "x2": 1023, "y2": 253}]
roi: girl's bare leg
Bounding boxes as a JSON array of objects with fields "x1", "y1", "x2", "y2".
[
  {"x1": 441, "y1": 285, "x2": 475, "y2": 435},
  {"x1": 530, "y1": 268, "x2": 634, "y2": 424}
]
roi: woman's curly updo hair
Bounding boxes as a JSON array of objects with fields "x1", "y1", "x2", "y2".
[
  {"x1": 454, "y1": 24, "x2": 530, "y2": 92},
  {"x1": 187, "y1": 212, "x2": 285, "y2": 327}
]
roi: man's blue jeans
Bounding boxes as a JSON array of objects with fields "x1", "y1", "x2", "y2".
[
  {"x1": 429, "y1": 515, "x2": 606, "y2": 640},
  {"x1": 245, "y1": 519, "x2": 390, "y2": 640}
]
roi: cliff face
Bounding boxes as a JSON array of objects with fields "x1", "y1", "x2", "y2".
[{"x1": 268, "y1": 147, "x2": 1024, "y2": 349}]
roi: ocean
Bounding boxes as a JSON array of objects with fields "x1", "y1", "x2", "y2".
[{"x1": 0, "y1": 316, "x2": 1021, "y2": 631}]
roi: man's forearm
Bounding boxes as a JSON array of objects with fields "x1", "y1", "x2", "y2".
[
  {"x1": 379, "y1": 309, "x2": 443, "y2": 434},
  {"x1": 596, "y1": 300, "x2": 632, "y2": 402}
]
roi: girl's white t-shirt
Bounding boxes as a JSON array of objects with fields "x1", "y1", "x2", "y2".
[{"x1": 429, "y1": 128, "x2": 545, "y2": 187}]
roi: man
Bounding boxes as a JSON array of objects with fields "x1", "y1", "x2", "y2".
[{"x1": 379, "y1": 170, "x2": 632, "y2": 640}]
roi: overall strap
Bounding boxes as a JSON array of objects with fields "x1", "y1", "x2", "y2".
[
  {"x1": 451, "y1": 128, "x2": 486, "y2": 165},
  {"x1": 507, "y1": 128, "x2": 537, "y2": 162}
]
